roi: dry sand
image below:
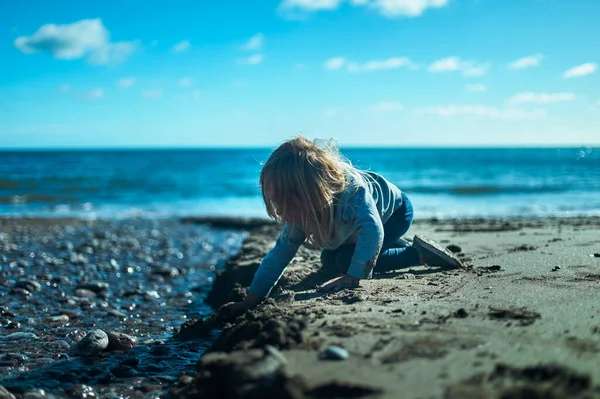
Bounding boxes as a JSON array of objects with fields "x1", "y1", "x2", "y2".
[{"x1": 174, "y1": 217, "x2": 600, "y2": 399}]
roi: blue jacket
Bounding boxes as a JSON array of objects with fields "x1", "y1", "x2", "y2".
[{"x1": 249, "y1": 171, "x2": 404, "y2": 298}]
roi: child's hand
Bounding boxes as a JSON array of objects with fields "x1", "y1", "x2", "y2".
[
  {"x1": 316, "y1": 274, "x2": 360, "y2": 292},
  {"x1": 217, "y1": 291, "x2": 261, "y2": 321},
  {"x1": 217, "y1": 301, "x2": 249, "y2": 321}
]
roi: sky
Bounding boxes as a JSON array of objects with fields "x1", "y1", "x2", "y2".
[{"x1": 1, "y1": 0, "x2": 599, "y2": 148}]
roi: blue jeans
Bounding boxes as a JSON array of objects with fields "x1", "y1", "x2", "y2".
[{"x1": 321, "y1": 192, "x2": 420, "y2": 273}]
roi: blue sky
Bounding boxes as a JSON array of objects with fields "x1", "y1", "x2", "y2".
[{"x1": 1, "y1": 0, "x2": 599, "y2": 148}]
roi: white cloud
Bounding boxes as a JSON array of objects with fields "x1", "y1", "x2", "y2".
[
  {"x1": 58, "y1": 84, "x2": 71, "y2": 93},
  {"x1": 81, "y1": 89, "x2": 104, "y2": 100},
  {"x1": 429, "y1": 56, "x2": 490, "y2": 77},
  {"x1": 324, "y1": 57, "x2": 346, "y2": 70},
  {"x1": 13, "y1": 19, "x2": 136, "y2": 65},
  {"x1": 117, "y1": 77, "x2": 136, "y2": 88},
  {"x1": 278, "y1": 0, "x2": 449, "y2": 18},
  {"x1": 370, "y1": 102, "x2": 403, "y2": 111},
  {"x1": 172, "y1": 40, "x2": 191, "y2": 53},
  {"x1": 325, "y1": 56, "x2": 414, "y2": 72},
  {"x1": 238, "y1": 54, "x2": 263, "y2": 65},
  {"x1": 178, "y1": 77, "x2": 193, "y2": 87},
  {"x1": 466, "y1": 83, "x2": 487, "y2": 92},
  {"x1": 563, "y1": 63, "x2": 597, "y2": 78},
  {"x1": 417, "y1": 105, "x2": 547, "y2": 120},
  {"x1": 348, "y1": 57, "x2": 415, "y2": 72},
  {"x1": 429, "y1": 56, "x2": 460, "y2": 72},
  {"x1": 370, "y1": 0, "x2": 449, "y2": 17},
  {"x1": 508, "y1": 54, "x2": 544, "y2": 70},
  {"x1": 279, "y1": 0, "x2": 342, "y2": 15},
  {"x1": 507, "y1": 92, "x2": 575, "y2": 105},
  {"x1": 141, "y1": 90, "x2": 162, "y2": 100},
  {"x1": 242, "y1": 33, "x2": 264, "y2": 51}
]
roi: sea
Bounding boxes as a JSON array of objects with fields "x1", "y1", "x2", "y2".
[{"x1": 2, "y1": 147, "x2": 600, "y2": 219}]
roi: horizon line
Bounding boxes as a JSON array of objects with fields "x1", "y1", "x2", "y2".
[{"x1": 1, "y1": 143, "x2": 600, "y2": 151}]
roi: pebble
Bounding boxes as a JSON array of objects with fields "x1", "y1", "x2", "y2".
[
  {"x1": 0, "y1": 386, "x2": 16, "y2": 399},
  {"x1": 68, "y1": 329, "x2": 109, "y2": 357},
  {"x1": 592, "y1": 253, "x2": 600, "y2": 258},
  {"x1": 22, "y1": 389, "x2": 49, "y2": 399},
  {"x1": 0, "y1": 332, "x2": 38, "y2": 341},
  {"x1": 14, "y1": 279, "x2": 41, "y2": 292},
  {"x1": 78, "y1": 281, "x2": 109, "y2": 293},
  {"x1": 446, "y1": 244, "x2": 462, "y2": 253},
  {"x1": 319, "y1": 345, "x2": 349, "y2": 361},
  {"x1": 46, "y1": 315, "x2": 70, "y2": 324},
  {"x1": 105, "y1": 308, "x2": 127, "y2": 318},
  {"x1": 106, "y1": 331, "x2": 138, "y2": 351},
  {"x1": 552, "y1": 266, "x2": 561, "y2": 272},
  {"x1": 74, "y1": 289, "x2": 97, "y2": 298},
  {"x1": 152, "y1": 266, "x2": 179, "y2": 278}
]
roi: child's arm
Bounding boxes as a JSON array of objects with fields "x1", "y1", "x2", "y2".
[
  {"x1": 346, "y1": 185, "x2": 385, "y2": 279},
  {"x1": 248, "y1": 224, "x2": 306, "y2": 298},
  {"x1": 218, "y1": 224, "x2": 305, "y2": 319}
]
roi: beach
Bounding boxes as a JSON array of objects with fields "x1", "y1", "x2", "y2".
[
  {"x1": 2, "y1": 216, "x2": 599, "y2": 398},
  {"x1": 172, "y1": 216, "x2": 600, "y2": 399}
]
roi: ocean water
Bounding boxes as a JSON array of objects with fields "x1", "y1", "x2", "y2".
[{"x1": 1, "y1": 147, "x2": 600, "y2": 219}]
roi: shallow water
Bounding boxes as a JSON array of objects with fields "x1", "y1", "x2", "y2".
[{"x1": 0, "y1": 219, "x2": 246, "y2": 397}]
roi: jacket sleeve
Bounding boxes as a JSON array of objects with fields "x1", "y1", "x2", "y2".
[
  {"x1": 345, "y1": 186, "x2": 384, "y2": 279},
  {"x1": 248, "y1": 224, "x2": 306, "y2": 298}
]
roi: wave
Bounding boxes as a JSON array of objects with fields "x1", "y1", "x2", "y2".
[{"x1": 405, "y1": 185, "x2": 571, "y2": 196}]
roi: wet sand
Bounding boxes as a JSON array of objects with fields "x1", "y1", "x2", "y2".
[{"x1": 173, "y1": 217, "x2": 600, "y2": 399}]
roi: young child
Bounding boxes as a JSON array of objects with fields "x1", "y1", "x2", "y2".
[{"x1": 219, "y1": 136, "x2": 461, "y2": 319}]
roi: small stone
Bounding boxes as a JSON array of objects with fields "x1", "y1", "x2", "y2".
[
  {"x1": 46, "y1": 315, "x2": 70, "y2": 324},
  {"x1": 0, "y1": 332, "x2": 38, "y2": 341},
  {"x1": 68, "y1": 329, "x2": 109, "y2": 357},
  {"x1": 592, "y1": 253, "x2": 600, "y2": 258},
  {"x1": 319, "y1": 345, "x2": 349, "y2": 361},
  {"x1": 78, "y1": 281, "x2": 109, "y2": 293},
  {"x1": 106, "y1": 331, "x2": 138, "y2": 351},
  {"x1": 22, "y1": 389, "x2": 48, "y2": 399},
  {"x1": 106, "y1": 308, "x2": 127, "y2": 318},
  {"x1": 152, "y1": 266, "x2": 179, "y2": 278},
  {"x1": 14, "y1": 279, "x2": 41, "y2": 292},
  {"x1": 0, "y1": 386, "x2": 16, "y2": 399},
  {"x1": 74, "y1": 289, "x2": 96, "y2": 298},
  {"x1": 446, "y1": 244, "x2": 462, "y2": 253},
  {"x1": 551, "y1": 266, "x2": 561, "y2": 272},
  {"x1": 454, "y1": 308, "x2": 469, "y2": 318}
]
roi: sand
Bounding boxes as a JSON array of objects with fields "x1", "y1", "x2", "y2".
[
  {"x1": 1, "y1": 216, "x2": 599, "y2": 398},
  {"x1": 173, "y1": 217, "x2": 600, "y2": 399}
]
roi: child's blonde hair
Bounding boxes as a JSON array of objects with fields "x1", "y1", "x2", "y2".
[{"x1": 260, "y1": 136, "x2": 360, "y2": 247}]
